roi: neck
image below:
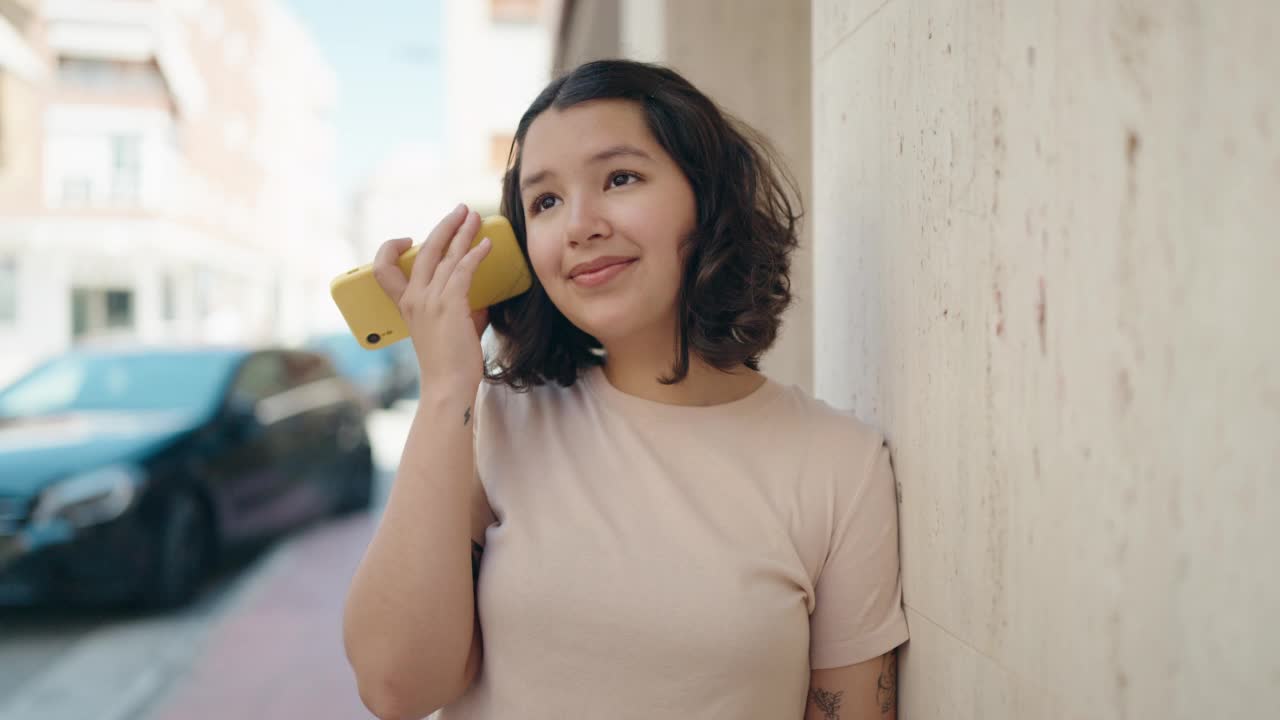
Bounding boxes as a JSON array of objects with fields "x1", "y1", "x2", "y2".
[{"x1": 599, "y1": 328, "x2": 765, "y2": 407}]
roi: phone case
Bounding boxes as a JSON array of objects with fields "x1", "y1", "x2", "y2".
[{"x1": 329, "y1": 215, "x2": 532, "y2": 350}]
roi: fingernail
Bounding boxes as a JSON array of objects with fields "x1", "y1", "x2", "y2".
[{"x1": 454, "y1": 203, "x2": 467, "y2": 215}]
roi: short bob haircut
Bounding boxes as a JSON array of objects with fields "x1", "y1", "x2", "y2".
[{"x1": 488, "y1": 59, "x2": 802, "y2": 389}]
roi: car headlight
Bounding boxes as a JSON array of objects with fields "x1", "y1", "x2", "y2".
[{"x1": 32, "y1": 465, "x2": 145, "y2": 529}]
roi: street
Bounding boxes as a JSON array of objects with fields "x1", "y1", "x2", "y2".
[{"x1": 0, "y1": 404, "x2": 414, "y2": 720}]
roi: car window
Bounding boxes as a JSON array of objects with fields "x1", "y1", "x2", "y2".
[
  {"x1": 0, "y1": 351, "x2": 239, "y2": 417},
  {"x1": 284, "y1": 352, "x2": 335, "y2": 388},
  {"x1": 228, "y1": 353, "x2": 288, "y2": 407}
]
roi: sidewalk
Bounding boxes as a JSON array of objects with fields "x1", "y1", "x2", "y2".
[{"x1": 144, "y1": 512, "x2": 378, "y2": 720}]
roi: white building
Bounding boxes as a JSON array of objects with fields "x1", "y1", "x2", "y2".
[
  {"x1": 440, "y1": 0, "x2": 552, "y2": 215},
  {"x1": 349, "y1": 141, "x2": 451, "y2": 265},
  {"x1": 253, "y1": 0, "x2": 353, "y2": 342},
  {"x1": 0, "y1": 0, "x2": 348, "y2": 385},
  {"x1": 349, "y1": 0, "x2": 552, "y2": 267}
]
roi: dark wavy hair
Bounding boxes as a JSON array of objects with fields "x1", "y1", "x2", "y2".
[{"x1": 487, "y1": 59, "x2": 801, "y2": 389}]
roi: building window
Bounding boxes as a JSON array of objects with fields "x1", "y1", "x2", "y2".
[
  {"x1": 489, "y1": 132, "x2": 515, "y2": 173},
  {"x1": 0, "y1": 255, "x2": 16, "y2": 324},
  {"x1": 490, "y1": 0, "x2": 540, "y2": 24},
  {"x1": 57, "y1": 58, "x2": 110, "y2": 90},
  {"x1": 110, "y1": 135, "x2": 142, "y2": 205},
  {"x1": 72, "y1": 287, "x2": 135, "y2": 339},
  {"x1": 58, "y1": 58, "x2": 167, "y2": 95},
  {"x1": 195, "y1": 269, "x2": 211, "y2": 319},
  {"x1": 105, "y1": 290, "x2": 132, "y2": 327},
  {"x1": 162, "y1": 274, "x2": 177, "y2": 321}
]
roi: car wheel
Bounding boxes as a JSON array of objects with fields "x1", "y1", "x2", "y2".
[
  {"x1": 140, "y1": 492, "x2": 209, "y2": 611},
  {"x1": 335, "y1": 447, "x2": 375, "y2": 515}
]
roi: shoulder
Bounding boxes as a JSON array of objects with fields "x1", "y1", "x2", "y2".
[
  {"x1": 474, "y1": 374, "x2": 588, "y2": 430},
  {"x1": 770, "y1": 383, "x2": 886, "y2": 470},
  {"x1": 764, "y1": 384, "x2": 894, "y2": 531}
]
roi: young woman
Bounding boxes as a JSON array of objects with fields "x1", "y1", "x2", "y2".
[{"x1": 343, "y1": 59, "x2": 908, "y2": 720}]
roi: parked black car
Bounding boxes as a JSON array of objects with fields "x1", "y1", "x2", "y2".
[{"x1": 0, "y1": 345, "x2": 375, "y2": 610}]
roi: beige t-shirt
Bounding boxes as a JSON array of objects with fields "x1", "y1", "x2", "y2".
[{"x1": 439, "y1": 365, "x2": 908, "y2": 719}]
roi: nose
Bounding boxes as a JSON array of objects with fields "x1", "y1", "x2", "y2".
[{"x1": 564, "y1": 194, "x2": 610, "y2": 248}]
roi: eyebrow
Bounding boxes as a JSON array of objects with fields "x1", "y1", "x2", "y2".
[{"x1": 520, "y1": 144, "x2": 654, "y2": 192}]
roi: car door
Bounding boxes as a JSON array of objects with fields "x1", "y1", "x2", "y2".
[
  {"x1": 277, "y1": 351, "x2": 351, "y2": 520},
  {"x1": 209, "y1": 351, "x2": 298, "y2": 543}
]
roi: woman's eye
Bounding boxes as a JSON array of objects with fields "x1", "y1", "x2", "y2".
[
  {"x1": 609, "y1": 172, "x2": 639, "y2": 188},
  {"x1": 530, "y1": 195, "x2": 558, "y2": 214}
]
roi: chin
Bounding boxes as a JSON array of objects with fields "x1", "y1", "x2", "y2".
[{"x1": 563, "y1": 301, "x2": 657, "y2": 344}]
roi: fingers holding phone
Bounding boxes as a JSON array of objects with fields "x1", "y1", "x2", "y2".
[
  {"x1": 407, "y1": 205, "x2": 473, "y2": 297},
  {"x1": 373, "y1": 204, "x2": 493, "y2": 392},
  {"x1": 371, "y1": 236, "x2": 413, "y2": 304},
  {"x1": 333, "y1": 211, "x2": 528, "y2": 356}
]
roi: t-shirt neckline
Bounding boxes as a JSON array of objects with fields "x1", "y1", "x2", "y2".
[{"x1": 582, "y1": 364, "x2": 785, "y2": 422}]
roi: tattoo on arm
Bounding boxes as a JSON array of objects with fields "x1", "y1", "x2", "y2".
[
  {"x1": 877, "y1": 652, "x2": 898, "y2": 715},
  {"x1": 471, "y1": 540, "x2": 483, "y2": 583},
  {"x1": 463, "y1": 405, "x2": 472, "y2": 426},
  {"x1": 808, "y1": 687, "x2": 843, "y2": 720}
]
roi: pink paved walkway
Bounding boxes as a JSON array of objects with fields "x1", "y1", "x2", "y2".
[{"x1": 148, "y1": 513, "x2": 378, "y2": 720}]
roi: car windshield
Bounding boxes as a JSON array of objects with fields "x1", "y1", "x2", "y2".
[{"x1": 0, "y1": 351, "x2": 241, "y2": 418}]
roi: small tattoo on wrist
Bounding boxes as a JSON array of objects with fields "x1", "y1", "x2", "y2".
[
  {"x1": 463, "y1": 405, "x2": 472, "y2": 426},
  {"x1": 809, "y1": 687, "x2": 843, "y2": 719}
]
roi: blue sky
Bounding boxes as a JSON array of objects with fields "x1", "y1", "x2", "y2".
[{"x1": 285, "y1": 0, "x2": 444, "y2": 195}]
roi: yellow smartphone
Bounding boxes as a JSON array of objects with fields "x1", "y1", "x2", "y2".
[{"x1": 330, "y1": 215, "x2": 532, "y2": 349}]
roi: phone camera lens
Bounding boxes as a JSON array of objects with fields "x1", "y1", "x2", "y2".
[{"x1": 366, "y1": 333, "x2": 381, "y2": 345}]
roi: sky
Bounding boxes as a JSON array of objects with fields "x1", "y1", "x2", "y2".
[{"x1": 285, "y1": 0, "x2": 445, "y2": 196}]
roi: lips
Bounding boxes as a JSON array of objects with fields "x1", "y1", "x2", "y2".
[
  {"x1": 569, "y1": 258, "x2": 637, "y2": 288},
  {"x1": 568, "y1": 256, "x2": 637, "y2": 279}
]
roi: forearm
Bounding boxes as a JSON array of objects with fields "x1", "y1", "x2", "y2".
[
  {"x1": 343, "y1": 387, "x2": 478, "y2": 717},
  {"x1": 806, "y1": 651, "x2": 898, "y2": 720}
]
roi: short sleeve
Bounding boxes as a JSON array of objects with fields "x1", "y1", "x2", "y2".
[
  {"x1": 469, "y1": 380, "x2": 498, "y2": 539},
  {"x1": 809, "y1": 438, "x2": 909, "y2": 669}
]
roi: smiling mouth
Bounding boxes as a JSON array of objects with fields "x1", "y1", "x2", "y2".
[{"x1": 570, "y1": 259, "x2": 637, "y2": 288}]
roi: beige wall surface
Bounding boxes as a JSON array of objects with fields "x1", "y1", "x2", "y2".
[
  {"x1": 0, "y1": 6, "x2": 46, "y2": 216},
  {"x1": 0, "y1": 72, "x2": 44, "y2": 214},
  {"x1": 662, "y1": 0, "x2": 813, "y2": 393},
  {"x1": 813, "y1": 1, "x2": 1279, "y2": 718},
  {"x1": 554, "y1": 0, "x2": 621, "y2": 76}
]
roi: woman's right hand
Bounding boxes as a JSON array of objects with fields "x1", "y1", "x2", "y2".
[{"x1": 372, "y1": 204, "x2": 494, "y2": 394}]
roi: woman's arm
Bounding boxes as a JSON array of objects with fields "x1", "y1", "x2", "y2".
[
  {"x1": 806, "y1": 651, "x2": 898, "y2": 720},
  {"x1": 342, "y1": 387, "x2": 484, "y2": 719}
]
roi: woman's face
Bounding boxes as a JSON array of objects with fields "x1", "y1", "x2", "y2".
[{"x1": 518, "y1": 99, "x2": 696, "y2": 346}]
